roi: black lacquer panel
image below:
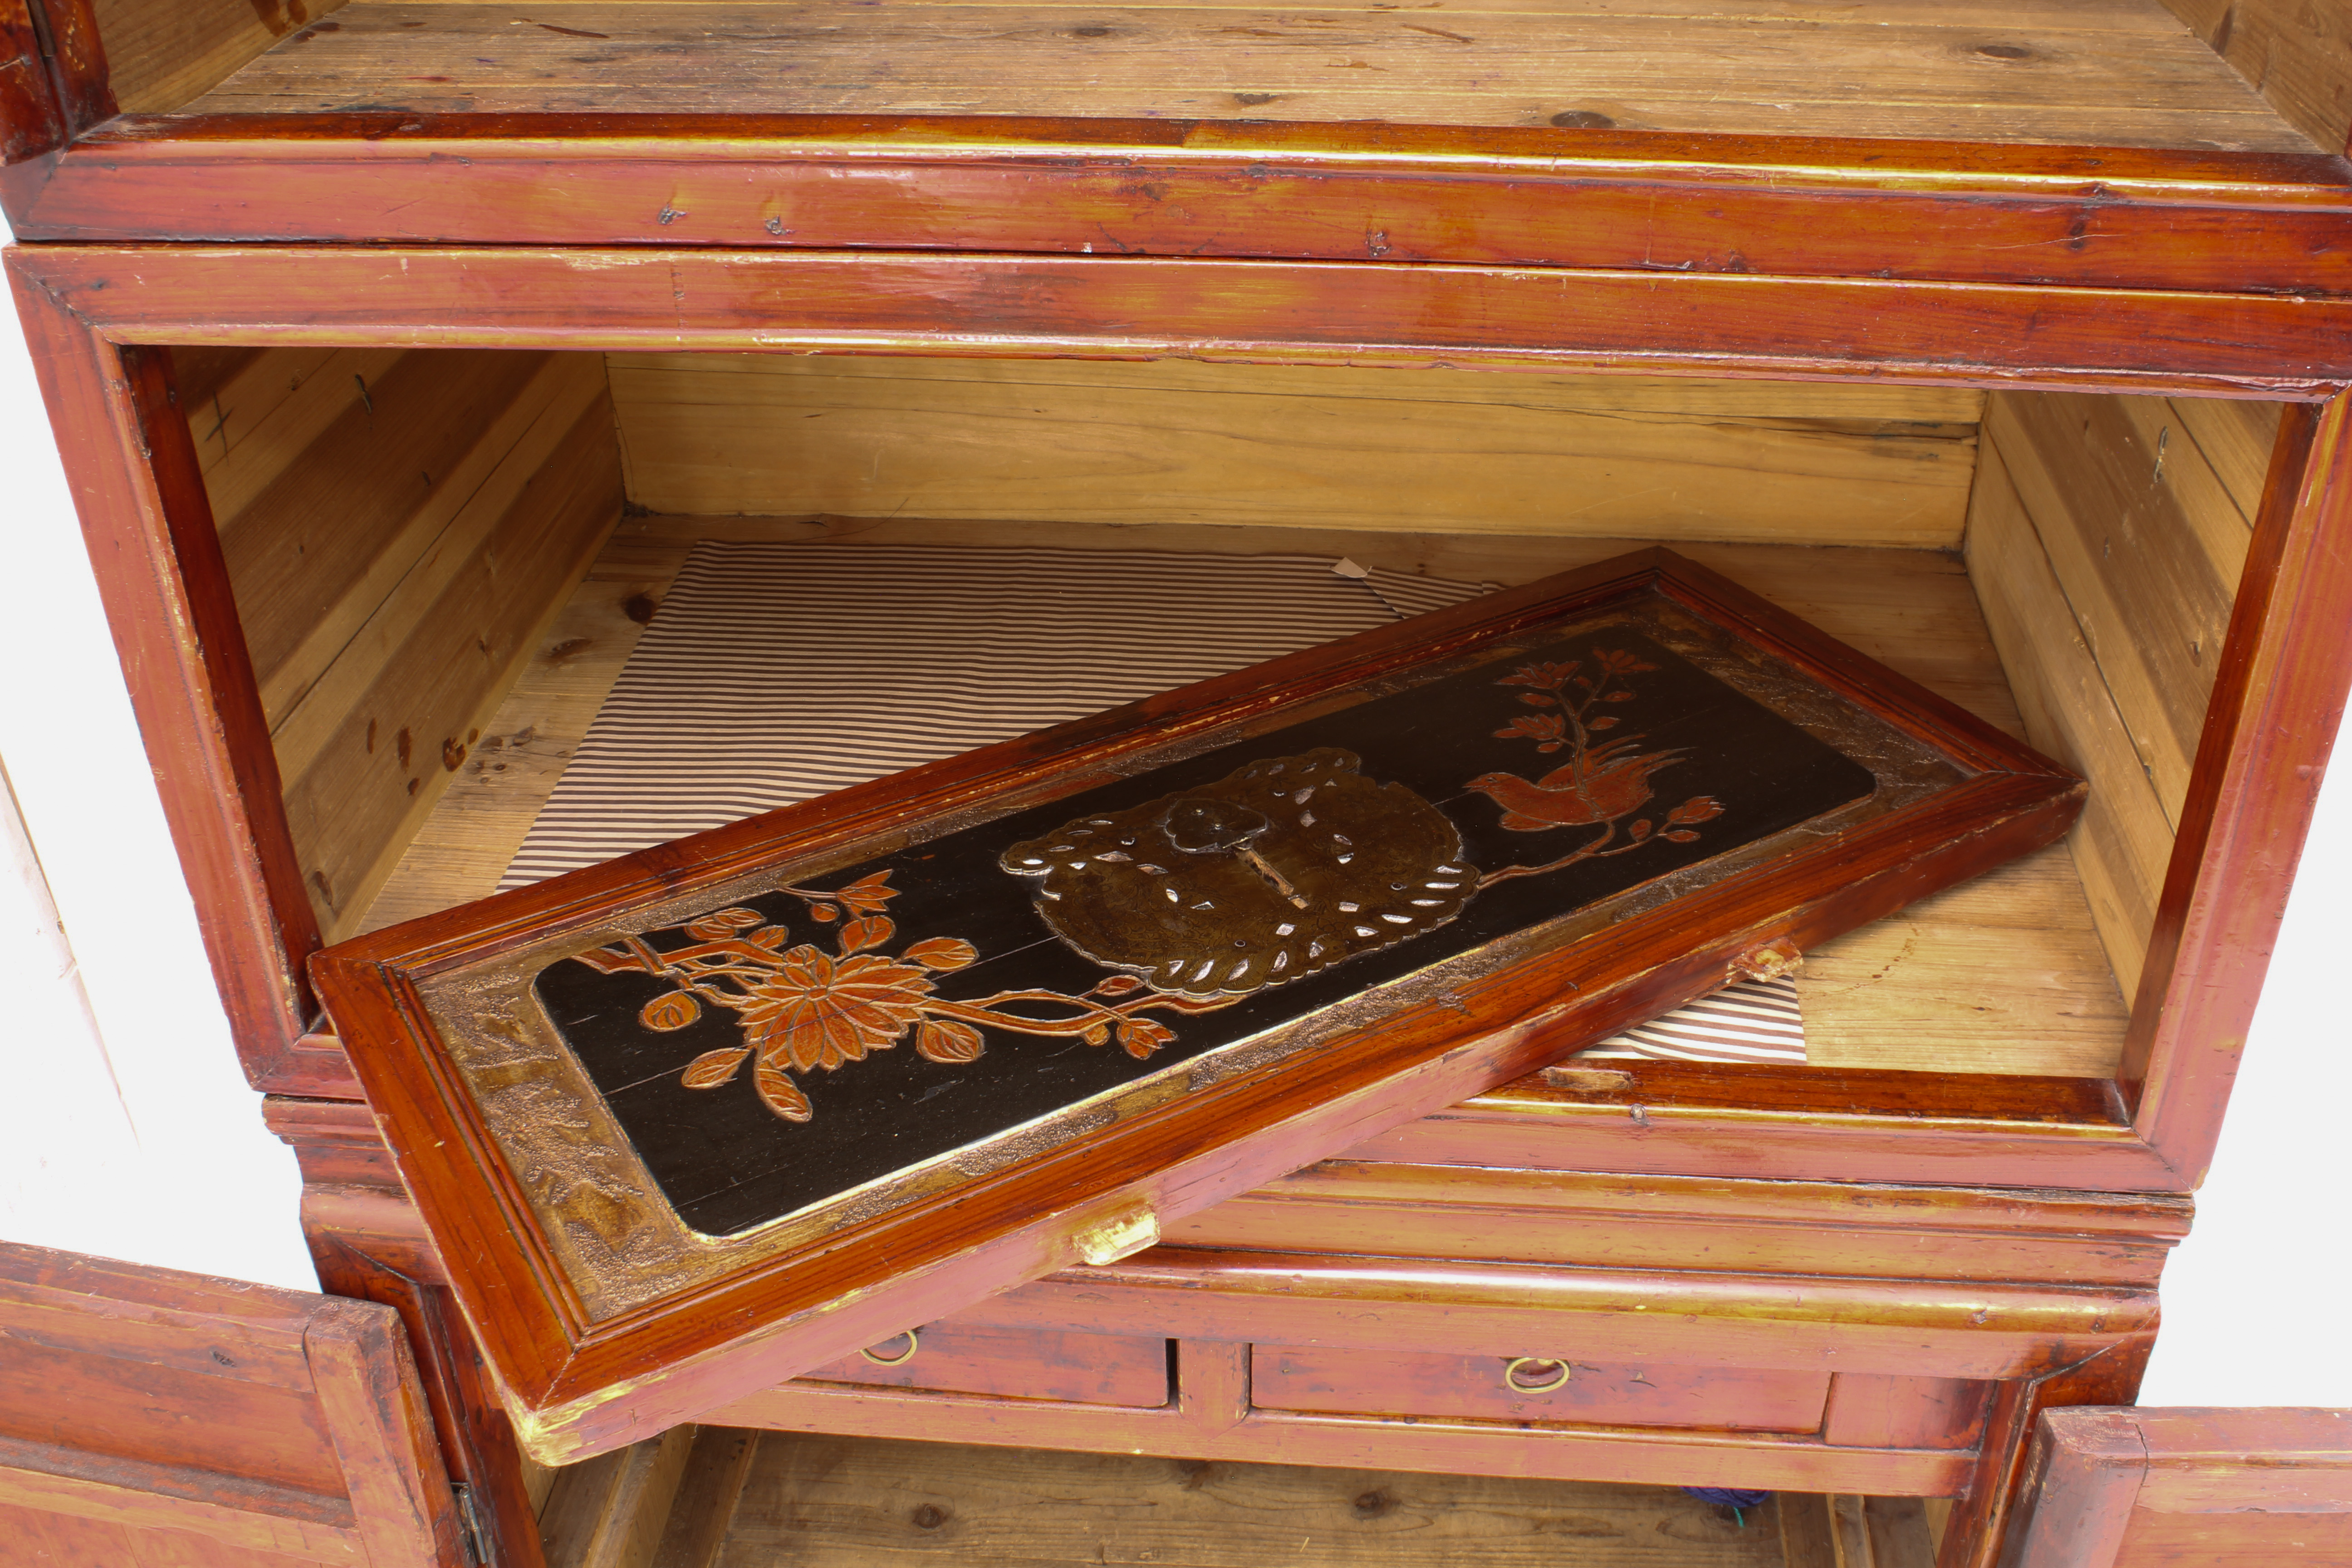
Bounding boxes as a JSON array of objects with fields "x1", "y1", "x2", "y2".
[{"x1": 532, "y1": 620, "x2": 1876, "y2": 1235}]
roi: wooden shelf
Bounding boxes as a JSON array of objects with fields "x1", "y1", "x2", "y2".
[
  {"x1": 362, "y1": 515, "x2": 2129, "y2": 1081},
  {"x1": 165, "y1": 0, "x2": 2319, "y2": 153}
]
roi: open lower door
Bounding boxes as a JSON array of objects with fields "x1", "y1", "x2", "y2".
[
  {"x1": 0, "y1": 1240, "x2": 470, "y2": 1568},
  {"x1": 2004, "y1": 1406, "x2": 2352, "y2": 1566}
]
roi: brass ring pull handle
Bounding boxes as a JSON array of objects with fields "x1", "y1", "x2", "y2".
[
  {"x1": 1503, "y1": 1356, "x2": 1572, "y2": 1393},
  {"x1": 859, "y1": 1329, "x2": 920, "y2": 1367}
]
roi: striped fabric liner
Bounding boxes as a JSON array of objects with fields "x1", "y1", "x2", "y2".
[
  {"x1": 500, "y1": 540, "x2": 1802, "y2": 1064},
  {"x1": 1579, "y1": 975, "x2": 1806, "y2": 1063}
]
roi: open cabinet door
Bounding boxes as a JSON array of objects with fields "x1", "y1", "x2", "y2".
[
  {"x1": 2002, "y1": 1406, "x2": 2352, "y2": 1567},
  {"x1": 0, "y1": 1240, "x2": 470, "y2": 1567}
]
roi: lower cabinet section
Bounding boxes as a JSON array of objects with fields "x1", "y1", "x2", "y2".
[
  {"x1": 266, "y1": 1096, "x2": 2179, "y2": 1566},
  {"x1": 795, "y1": 1323, "x2": 1171, "y2": 1409},
  {"x1": 1250, "y1": 1345, "x2": 1832, "y2": 1433}
]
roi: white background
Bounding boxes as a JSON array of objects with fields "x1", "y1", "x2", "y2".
[{"x1": 2, "y1": 212, "x2": 2346, "y2": 1400}]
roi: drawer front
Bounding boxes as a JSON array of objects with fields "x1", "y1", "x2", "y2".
[
  {"x1": 795, "y1": 1322, "x2": 1169, "y2": 1408},
  {"x1": 1250, "y1": 1345, "x2": 1830, "y2": 1432}
]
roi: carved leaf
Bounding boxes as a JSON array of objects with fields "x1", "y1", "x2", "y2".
[
  {"x1": 1667, "y1": 795, "x2": 1726, "y2": 825},
  {"x1": 833, "y1": 872, "x2": 898, "y2": 914},
  {"x1": 904, "y1": 936, "x2": 979, "y2": 972},
  {"x1": 807, "y1": 903, "x2": 839, "y2": 921},
  {"x1": 755, "y1": 1062, "x2": 813, "y2": 1122},
  {"x1": 1606, "y1": 689, "x2": 1639, "y2": 702},
  {"x1": 1629, "y1": 819, "x2": 1652, "y2": 840},
  {"x1": 838, "y1": 916, "x2": 895, "y2": 954},
  {"x1": 686, "y1": 907, "x2": 765, "y2": 941},
  {"x1": 1083, "y1": 1022, "x2": 1111, "y2": 1047},
  {"x1": 1588, "y1": 716, "x2": 1618, "y2": 730},
  {"x1": 917, "y1": 1020, "x2": 985, "y2": 1063},
  {"x1": 1089, "y1": 973, "x2": 1145, "y2": 997},
  {"x1": 681, "y1": 1046, "x2": 751, "y2": 1088},
  {"x1": 1662, "y1": 829, "x2": 1701, "y2": 842},
  {"x1": 1517, "y1": 692, "x2": 1555, "y2": 707},
  {"x1": 1118, "y1": 1017, "x2": 1175, "y2": 1058},
  {"x1": 640, "y1": 991, "x2": 702, "y2": 1031}
]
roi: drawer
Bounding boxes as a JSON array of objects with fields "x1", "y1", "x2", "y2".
[
  {"x1": 1250, "y1": 1345, "x2": 1830, "y2": 1432},
  {"x1": 794, "y1": 1323, "x2": 1170, "y2": 1409}
]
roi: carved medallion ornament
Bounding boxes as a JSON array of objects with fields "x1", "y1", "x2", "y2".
[{"x1": 1000, "y1": 749, "x2": 1478, "y2": 1000}]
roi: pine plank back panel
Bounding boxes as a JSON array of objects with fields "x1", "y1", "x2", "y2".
[
  {"x1": 606, "y1": 356, "x2": 1984, "y2": 548},
  {"x1": 0, "y1": 1242, "x2": 464, "y2": 1568}
]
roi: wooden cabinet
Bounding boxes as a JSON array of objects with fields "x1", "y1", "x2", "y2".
[
  {"x1": 0, "y1": 1241, "x2": 467, "y2": 1568},
  {"x1": 8, "y1": 2, "x2": 2352, "y2": 1565}
]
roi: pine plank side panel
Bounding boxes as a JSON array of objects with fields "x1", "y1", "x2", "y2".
[
  {"x1": 608, "y1": 355, "x2": 1983, "y2": 547},
  {"x1": 89, "y1": 0, "x2": 350, "y2": 114},
  {"x1": 1981, "y1": 392, "x2": 2248, "y2": 826},
  {"x1": 279, "y1": 388, "x2": 625, "y2": 939},
  {"x1": 219, "y1": 349, "x2": 557, "y2": 728},
  {"x1": 1963, "y1": 441, "x2": 2165, "y2": 1001},
  {"x1": 2159, "y1": 0, "x2": 2352, "y2": 153}
]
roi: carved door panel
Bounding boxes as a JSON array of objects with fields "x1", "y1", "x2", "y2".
[
  {"x1": 0, "y1": 1240, "x2": 470, "y2": 1568},
  {"x1": 2003, "y1": 1406, "x2": 2352, "y2": 1567}
]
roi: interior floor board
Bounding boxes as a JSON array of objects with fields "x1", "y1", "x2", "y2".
[
  {"x1": 177, "y1": 0, "x2": 2321, "y2": 151},
  {"x1": 711, "y1": 1431, "x2": 1802, "y2": 1567}
]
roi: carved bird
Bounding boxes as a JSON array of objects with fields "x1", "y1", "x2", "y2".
[{"x1": 1465, "y1": 740, "x2": 1686, "y2": 831}]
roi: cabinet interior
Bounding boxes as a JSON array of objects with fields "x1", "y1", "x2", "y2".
[
  {"x1": 167, "y1": 343, "x2": 2281, "y2": 1094},
  {"x1": 91, "y1": 0, "x2": 2345, "y2": 155}
]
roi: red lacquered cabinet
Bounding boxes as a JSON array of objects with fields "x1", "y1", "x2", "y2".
[{"x1": 8, "y1": 0, "x2": 2352, "y2": 1563}]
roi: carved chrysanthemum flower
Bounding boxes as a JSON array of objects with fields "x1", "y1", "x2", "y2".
[{"x1": 736, "y1": 946, "x2": 936, "y2": 1073}]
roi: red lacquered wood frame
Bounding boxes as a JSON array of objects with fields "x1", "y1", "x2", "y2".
[
  {"x1": 4, "y1": 119, "x2": 2350, "y2": 307},
  {"x1": 2000, "y1": 1406, "x2": 2352, "y2": 1567},
  {"x1": 9, "y1": 236, "x2": 2350, "y2": 1199}
]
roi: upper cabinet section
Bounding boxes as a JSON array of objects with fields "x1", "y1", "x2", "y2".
[{"x1": 5, "y1": 0, "x2": 2352, "y2": 287}]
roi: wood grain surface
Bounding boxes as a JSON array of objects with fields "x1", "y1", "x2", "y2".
[
  {"x1": 183, "y1": 345, "x2": 625, "y2": 939},
  {"x1": 718, "y1": 1431, "x2": 1793, "y2": 1566},
  {"x1": 177, "y1": 0, "x2": 2317, "y2": 152},
  {"x1": 608, "y1": 356, "x2": 1983, "y2": 547},
  {"x1": 89, "y1": 0, "x2": 349, "y2": 114}
]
